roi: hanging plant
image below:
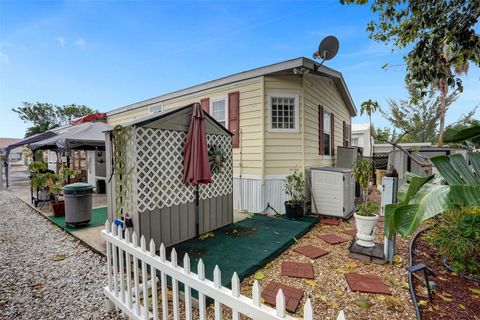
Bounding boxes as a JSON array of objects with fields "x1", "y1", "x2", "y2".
[{"x1": 208, "y1": 145, "x2": 225, "y2": 174}]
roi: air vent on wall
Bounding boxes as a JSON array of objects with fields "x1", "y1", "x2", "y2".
[{"x1": 149, "y1": 103, "x2": 164, "y2": 114}]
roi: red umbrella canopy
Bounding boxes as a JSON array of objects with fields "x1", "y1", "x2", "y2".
[{"x1": 182, "y1": 103, "x2": 212, "y2": 186}]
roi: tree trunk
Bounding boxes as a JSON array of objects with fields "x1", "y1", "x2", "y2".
[{"x1": 438, "y1": 87, "x2": 447, "y2": 144}]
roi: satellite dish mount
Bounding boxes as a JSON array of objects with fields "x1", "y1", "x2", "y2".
[{"x1": 312, "y1": 36, "x2": 339, "y2": 69}]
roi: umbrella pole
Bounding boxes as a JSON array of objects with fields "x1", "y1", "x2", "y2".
[{"x1": 195, "y1": 184, "x2": 200, "y2": 236}]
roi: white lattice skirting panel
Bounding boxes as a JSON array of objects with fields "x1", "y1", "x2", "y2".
[
  {"x1": 135, "y1": 127, "x2": 232, "y2": 212},
  {"x1": 199, "y1": 134, "x2": 233, "y2": 200}
]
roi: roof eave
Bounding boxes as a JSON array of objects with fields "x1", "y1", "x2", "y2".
[{"x1": 108, "y1": 57, "x2": 357, "y2": 117}]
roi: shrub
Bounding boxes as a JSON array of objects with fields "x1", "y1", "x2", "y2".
[
  {"x1": 428, "y1": 207, "x2": 480, "y2": 275},
  {"x1": 356, "y1": 203, "x2": 379, "y2": 217},
  {"x1": 284, "y1": 169, "x2": 305, "y2": 204}
]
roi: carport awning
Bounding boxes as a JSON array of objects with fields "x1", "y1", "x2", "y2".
[
  {"x1": 30, "y1": 122, "x2": 111, "y2": 151},
  {"x1": 1, "y1": 131, "x2": 57, "y2": 154}
]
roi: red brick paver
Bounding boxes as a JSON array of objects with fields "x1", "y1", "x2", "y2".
[
  {"x1": 345, "y1": 273, "x2": 391, "y2": 294},
  {"x1": 318, "y1": 233, "x2": 348, "y2": 245},
  {"x1": 262, "y1": 281, "x2": 304, "y2": 313},
  {"x1": 320, "y1": 218, "x2": 341, "y2": 226},
  {"x1": 293, "y1": 245, "x2": 329, "y2": 259},
  {"x1": 343, "y1": 228, "x2": 357, "y2": 237},
  {"x1": 281, "y1": 261, "x2": 315, "y2": 279}
]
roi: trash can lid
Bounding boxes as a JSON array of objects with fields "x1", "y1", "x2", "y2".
[{"x1": 63, "y1": 182, "x2": 94, "y2": 191}]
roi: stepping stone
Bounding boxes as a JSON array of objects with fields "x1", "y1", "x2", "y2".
[
  {"x1": 343, "y1": 228, "x2": 357, "y2": 237},
  {"x1": 281, "y1": 261, "x2": 315, "y2": 279},
  {"x1": 318, "y1": 233, "x2": 348, "y2": 245},
  {"x1": 345, "y1": 273, "x2": 391, "y2": 294},
  {"x1": 262, "y1": 281, "x2": 304, "y2": 313},
  {"x1": 320, "y1": 218, "x2": 341, "y2": 226},
  {"x1": 294, "y1": 245, "x2": 329, "y2": 259}
]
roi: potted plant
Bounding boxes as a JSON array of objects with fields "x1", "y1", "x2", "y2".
[
  {"x1": 46, "y1": 167, "x2": 78, "y2": 216},
  {"x1": 29, "y1": 161, "x2": 49, "y2": 205},
  {"x1": 283, "y1": 169, "x2": 305, "y2": 220},
  {"x1": 44, "y1": 172, "x2": 65, "y2": 216},
  {"x1": 352, "y1": 159, "x2": 379, "y2": 247}
]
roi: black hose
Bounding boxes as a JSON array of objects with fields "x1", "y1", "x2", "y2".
[
  {"x1": 408, "y1": 227, "x2": 430, "y2": 320},
  {"x1": 442, "y1": 258, "x2": 480, "y2": 283}
]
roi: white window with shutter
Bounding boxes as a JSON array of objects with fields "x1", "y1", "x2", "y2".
[
  {"x1": 210, "y1": 96, "x2": 228, "y2": 128},
  {"x1": 268, "y1": 93, "x2": 299, "y2": 132},
  {"x1": 323, "y1": 110, "x2": 331, "y2": 155},
  {"x1": 345, "y1": 123, "x2": 351, "y2": 146}
]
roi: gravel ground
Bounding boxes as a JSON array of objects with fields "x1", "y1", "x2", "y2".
[
  {"x1": 0, "y1": 191, "x2": 124, "y2": 320},
  {"x1": 239, "y1": 190, "x2": 416, "y2": 320}
]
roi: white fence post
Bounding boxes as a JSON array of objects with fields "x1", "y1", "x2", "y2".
[{"x1": 102, "y1": 220, "x2": 346, "y2": 320}]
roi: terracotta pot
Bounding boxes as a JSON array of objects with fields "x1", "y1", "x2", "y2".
[
  {"x1": 354, "y1": 212, "x2": 379, "y2": 247},
  {"x1": 50, "y1": 200, "x2": 65, "y2": 217}
]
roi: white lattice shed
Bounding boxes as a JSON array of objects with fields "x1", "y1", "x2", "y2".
[{"x1": 105, "y1": 104, "x2": 233, "y2": 247}]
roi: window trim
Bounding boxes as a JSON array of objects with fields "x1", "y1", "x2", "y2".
[
  {"x1": 323, "y1": 108, "x2": 332, "y2": 156},
  {"x1": 345, "y1": 123, "x2": 351, "y2": 146},
  {"x1": 268, "y1": 93, "x2": 300, "y2": 133},
  {"x1": 210, "y1": 96, "x2": 228, "y2": 129}
]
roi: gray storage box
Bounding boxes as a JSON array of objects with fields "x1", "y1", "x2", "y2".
[{"x1": 63, "y1": 182, "x2": 94, "y2": 226}]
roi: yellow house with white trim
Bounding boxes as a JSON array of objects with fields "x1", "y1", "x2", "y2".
[{"x1": 107, "y1": 57, "x2": 357, "y2": 214}]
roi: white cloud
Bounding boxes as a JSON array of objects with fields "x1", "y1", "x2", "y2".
[
  {"x1": 0, "y1": 52, "x2": 9, "y2": 63},
  {"x1": 74, "y1": 38, "x2": 86, "y2": 49},
  {"x1": 56, "y1": 37, "x2": 65, "y2": 47}
]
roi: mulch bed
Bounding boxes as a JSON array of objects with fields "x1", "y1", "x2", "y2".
[{"x1": 412, "y1": 233, "x2": 480, "y2": 320}]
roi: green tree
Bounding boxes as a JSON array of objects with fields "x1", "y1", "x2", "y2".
[
  {"x1": 381, "y1": 88, "x2": 459, "y2": 143},
  {"x1": 12, "y1": 102, "x2": 97, "y2": 137},
  {"x1": 341, "y1": 0, "x2": 480, "y2": 140},
  {"x1": 360, "y1": 99, "x2": 379, "y2": 182},
  {"x1": 12, "y1": 103, "x2": 58, "y2": 137},
  {"x1": 372, "y1": 126, "x2": 395, "y2": 144},
  {"x1": 360, "y1": 99, "x2": 379, "y2": 158},
  {"x1": 444, "y1": 106, "x2": 480, "y2": 148}
]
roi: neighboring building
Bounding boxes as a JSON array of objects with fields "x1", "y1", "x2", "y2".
[
  {"x1": 373, "y1": 142, "x2": 467, "y2": 182},
  {"x1": 351, "y1": 123, "x2": 372, "y2": 157},
  {"x1": 0, "y1": 138, "x2": 27, "y2": 166},
  {"x1": 106, "y1": 57, "x2": 357, "y2": 213}
]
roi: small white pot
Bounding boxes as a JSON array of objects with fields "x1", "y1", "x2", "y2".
[{"x1": 354, "y1": 212, "x2": 379, "y2": 248}]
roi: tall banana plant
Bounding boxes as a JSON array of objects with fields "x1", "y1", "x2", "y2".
[{"x1": 385, "y1": 152, "x2": 480, "y2": 238}]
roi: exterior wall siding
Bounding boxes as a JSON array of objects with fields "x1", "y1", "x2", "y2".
[
  {"x1": 107, "y1": 78, "x2": 264, "y2": 177},
  {"x1": 263, "y1": 76, "x2": 304, "y2": 176},
  {"x1": 303, "y1": 74, "x2": 352, "y2": 169}
]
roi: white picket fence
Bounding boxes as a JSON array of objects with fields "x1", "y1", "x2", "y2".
[{"x1": 102, "y1": 221, "x2": 346, "y2": 320}]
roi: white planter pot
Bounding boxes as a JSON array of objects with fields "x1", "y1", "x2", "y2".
[{"x1": 354, "y1": 212, "x2": 379, "y2": 248}]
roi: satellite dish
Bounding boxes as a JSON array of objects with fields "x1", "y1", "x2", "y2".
[{"x1": 313, "y1": 36, "x2": 339, "y2": 64}]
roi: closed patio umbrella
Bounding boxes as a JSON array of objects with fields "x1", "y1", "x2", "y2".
[
  {"x1": 183, "y1": 103, "x2": 212, "y2": 235},
  {"x1": 183, "y1": 103, "x2": 212, "y2": 185}
]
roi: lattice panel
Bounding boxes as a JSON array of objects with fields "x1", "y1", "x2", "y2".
[
  {"x1": 135, "y1": 128, "x2": 195, "y2": 212},
  {"x1": 112, "y1": 126, "x2": 136, "y2": 217},
  {"x1": 200, "y1": 134, "x2": 233, "y2": 200},
  {"x1": 135, "y1": 127, "x2": 233, "y2": 212}
]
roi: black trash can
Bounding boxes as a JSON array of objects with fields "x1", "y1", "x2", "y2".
[{"x1": 63, "y1": 182, "x2": 94, "y2": 226}]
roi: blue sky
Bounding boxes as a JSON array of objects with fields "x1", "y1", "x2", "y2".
[{"x1": 0, "y1": 0, "x2": 478, "y2": 138}]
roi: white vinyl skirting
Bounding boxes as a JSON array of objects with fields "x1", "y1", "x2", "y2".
[{"x1": 233, "y1": 175, "x2": 288, "y2": 214}]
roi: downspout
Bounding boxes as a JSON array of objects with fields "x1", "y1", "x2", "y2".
[
  {"x1": 301, "y1": 75, "x2": 305, "y2": 173},
  {"x1": 239, "y1": 127, "x2": 243, "y2": 211},
  {"x1": 261, "y1": 76, "x2": 266, "y2": 185},
  {"x1": 261, "y1": 76, "x2": 267, "y2": 213}
]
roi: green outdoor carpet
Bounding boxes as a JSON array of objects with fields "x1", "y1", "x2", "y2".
[
  {"x1": 167, "y1": 214, "x2": 318, "y2": 290},
  {"x1": 48, "y1": 206, "x2": 108, "y2": 232}
]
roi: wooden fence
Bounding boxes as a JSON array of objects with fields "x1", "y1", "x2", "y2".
[{"x1": 102, "y1": 221, "x2": 346, "y2": 320}]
